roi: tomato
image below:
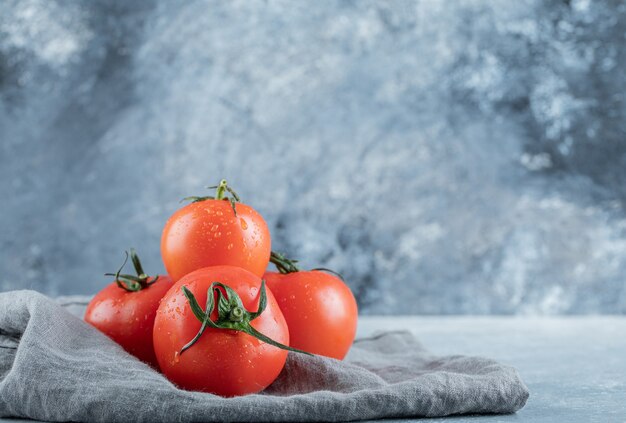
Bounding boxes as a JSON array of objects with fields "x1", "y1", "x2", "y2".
[
  {"x1": 264, "y1": 252, "x2": 358, "y2": 360},
  {"x1": 161, "y1": 180, "x2": 271, "y2": 281},
  {"x1": 84, "y1": 249, "x2": 173, "y2": 368},
  {"x1": 153, "y1": 265, "x2": 302, "y2": 396}
]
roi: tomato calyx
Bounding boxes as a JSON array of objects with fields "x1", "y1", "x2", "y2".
[
  {"x1": 269, "y1": 251, "x2": 346, "y2": 281},
  {"x1": 180, "y1": 179, "x2": 241, "y2": 216},
  {"x1": 104, "y1": 248, "x2": 160, "y2": 292},
  {"x1": 180, "y1": 280, "x2": 312, "y2": 356},
  {"x1": 269, "y1": 251, "x2": 301, "y2": 274}
]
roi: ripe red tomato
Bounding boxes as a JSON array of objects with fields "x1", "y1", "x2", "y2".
[
  {"x1": 161, "y1": 180, "x2": 271, "y2": 281},
  {"x1": 264, "y1": 252, "x2": 358, "y2": 360},
  {"x1": 153, "y1": 265, "x2": 299, "y2": 397},
  {"x1": 84, "y1": 249, "x2": 173, "y2": 368}
]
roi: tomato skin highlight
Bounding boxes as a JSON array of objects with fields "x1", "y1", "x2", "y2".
[
  {"x1": 153, "y1": 265, "x2": 289, "y2": 396},
  {"x1": 161, "y1": 200, "x2": 271, "y2": 281},
  {"x1": 264, "y1": 270, "x2": 358, "y2": 360},
  {"x1": 84, "y1": 276, "x2": 174, "y2": 368}
]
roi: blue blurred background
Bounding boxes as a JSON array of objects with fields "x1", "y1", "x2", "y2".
[{"x1": 1, "y1": 0, "x2": 625, "y2": 314}]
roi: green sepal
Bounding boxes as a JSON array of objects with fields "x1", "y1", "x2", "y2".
[
  {"x1": 243, "y1": 325, "x2": 307, "y2": 354},
  {"x1": 182, "y1": 285, "x2": 209, "y2": 322},
  {"x1": 248, "y1": 279, "x2": 267, "y2": 320},
  {"x1": 129, "y1": 248, "x2": 146, "y2": 277},
  {"x1": 180, "y1": 196, "x2": 215, "y2": 203},
  {"x1": 180, "y1": 286, "x2": 219, "y2": 353}
]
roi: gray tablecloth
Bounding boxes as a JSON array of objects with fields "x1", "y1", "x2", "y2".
[{"x1": 0, "y1": 290, "x2": 528, "y2": 422}]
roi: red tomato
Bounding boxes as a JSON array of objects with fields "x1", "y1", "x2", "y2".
[
  {"x1": 161, "y1": 180, "x2": 271, "y2": 281},
  {"x1": 264, "y1": 252, "x2": 358, "y2": 360},
  {"x1": 153, "y1": 265, "x2": 295, "y2": 396},
  {"x1": 84, "y1": 249, "x2": 173, "y2": 368}
]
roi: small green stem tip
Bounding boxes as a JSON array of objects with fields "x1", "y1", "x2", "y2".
[
  {"x1": 230, "y1": 307, "x2": 244, "y2": 322},
  {"x1": 214, "y1": 179, "x2": 228, "y2": 200}
]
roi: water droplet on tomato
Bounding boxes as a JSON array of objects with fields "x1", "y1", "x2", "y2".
[
  {"x1": 227, "y1": 243, "x2": 234, "y2": 250},
  {"x1": 173, "y1": 351, "x2": 180, "y2": 363},
  {"x1": 240, "y1": 218, "x2": 248, "y2": 230},
  {"x1": 214, "y1": 232, "x2": 222, "y2": 238}
]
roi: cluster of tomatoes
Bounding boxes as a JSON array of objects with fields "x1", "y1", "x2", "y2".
[{"x1": 84, "y1": 180, "x2": 358, "y2": 397}]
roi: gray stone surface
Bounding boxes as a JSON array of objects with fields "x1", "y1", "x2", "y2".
[
  {"x1": 1, "y1": 1, "x2": 626, "y2": 314},
  {"x1": 358, "y1": 316, "x2": 626, "y2": 423}
]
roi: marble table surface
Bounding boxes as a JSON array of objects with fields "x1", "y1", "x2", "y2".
[
  {"x1": 358, "y1": 316, "x2": 626, "y2": 423},
  {"x1": 2, "y1": 316, "x2": 624, "y2": 422}
]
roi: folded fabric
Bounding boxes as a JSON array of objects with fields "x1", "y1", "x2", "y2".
[{"x1": 0, "y1": 290, "x2": 528, "y2": 422}]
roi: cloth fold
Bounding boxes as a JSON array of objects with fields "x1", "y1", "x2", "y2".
[{"x1": 0, "y1": 290, "x2": 528, "y2": 422}]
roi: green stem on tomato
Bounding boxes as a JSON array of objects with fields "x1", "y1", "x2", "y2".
[
  {"x1": 180, "y1": 179, "x2": 240, "y2": 216},
  {"x1": 269, "y1": 251, "x2": 301, "y2": 274},
  {"x1": 104, "y1": 249, "x2": 159, "y2": 292},
  {"x1": 214, "y1": 179, "x2": 228, "y2": 200},
  {"x1": 180, "y1": 280, "x2": 311, "y2": 356},
  {"x1": 270, "y1": 251, "x2": 346, "y2": 281}
]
